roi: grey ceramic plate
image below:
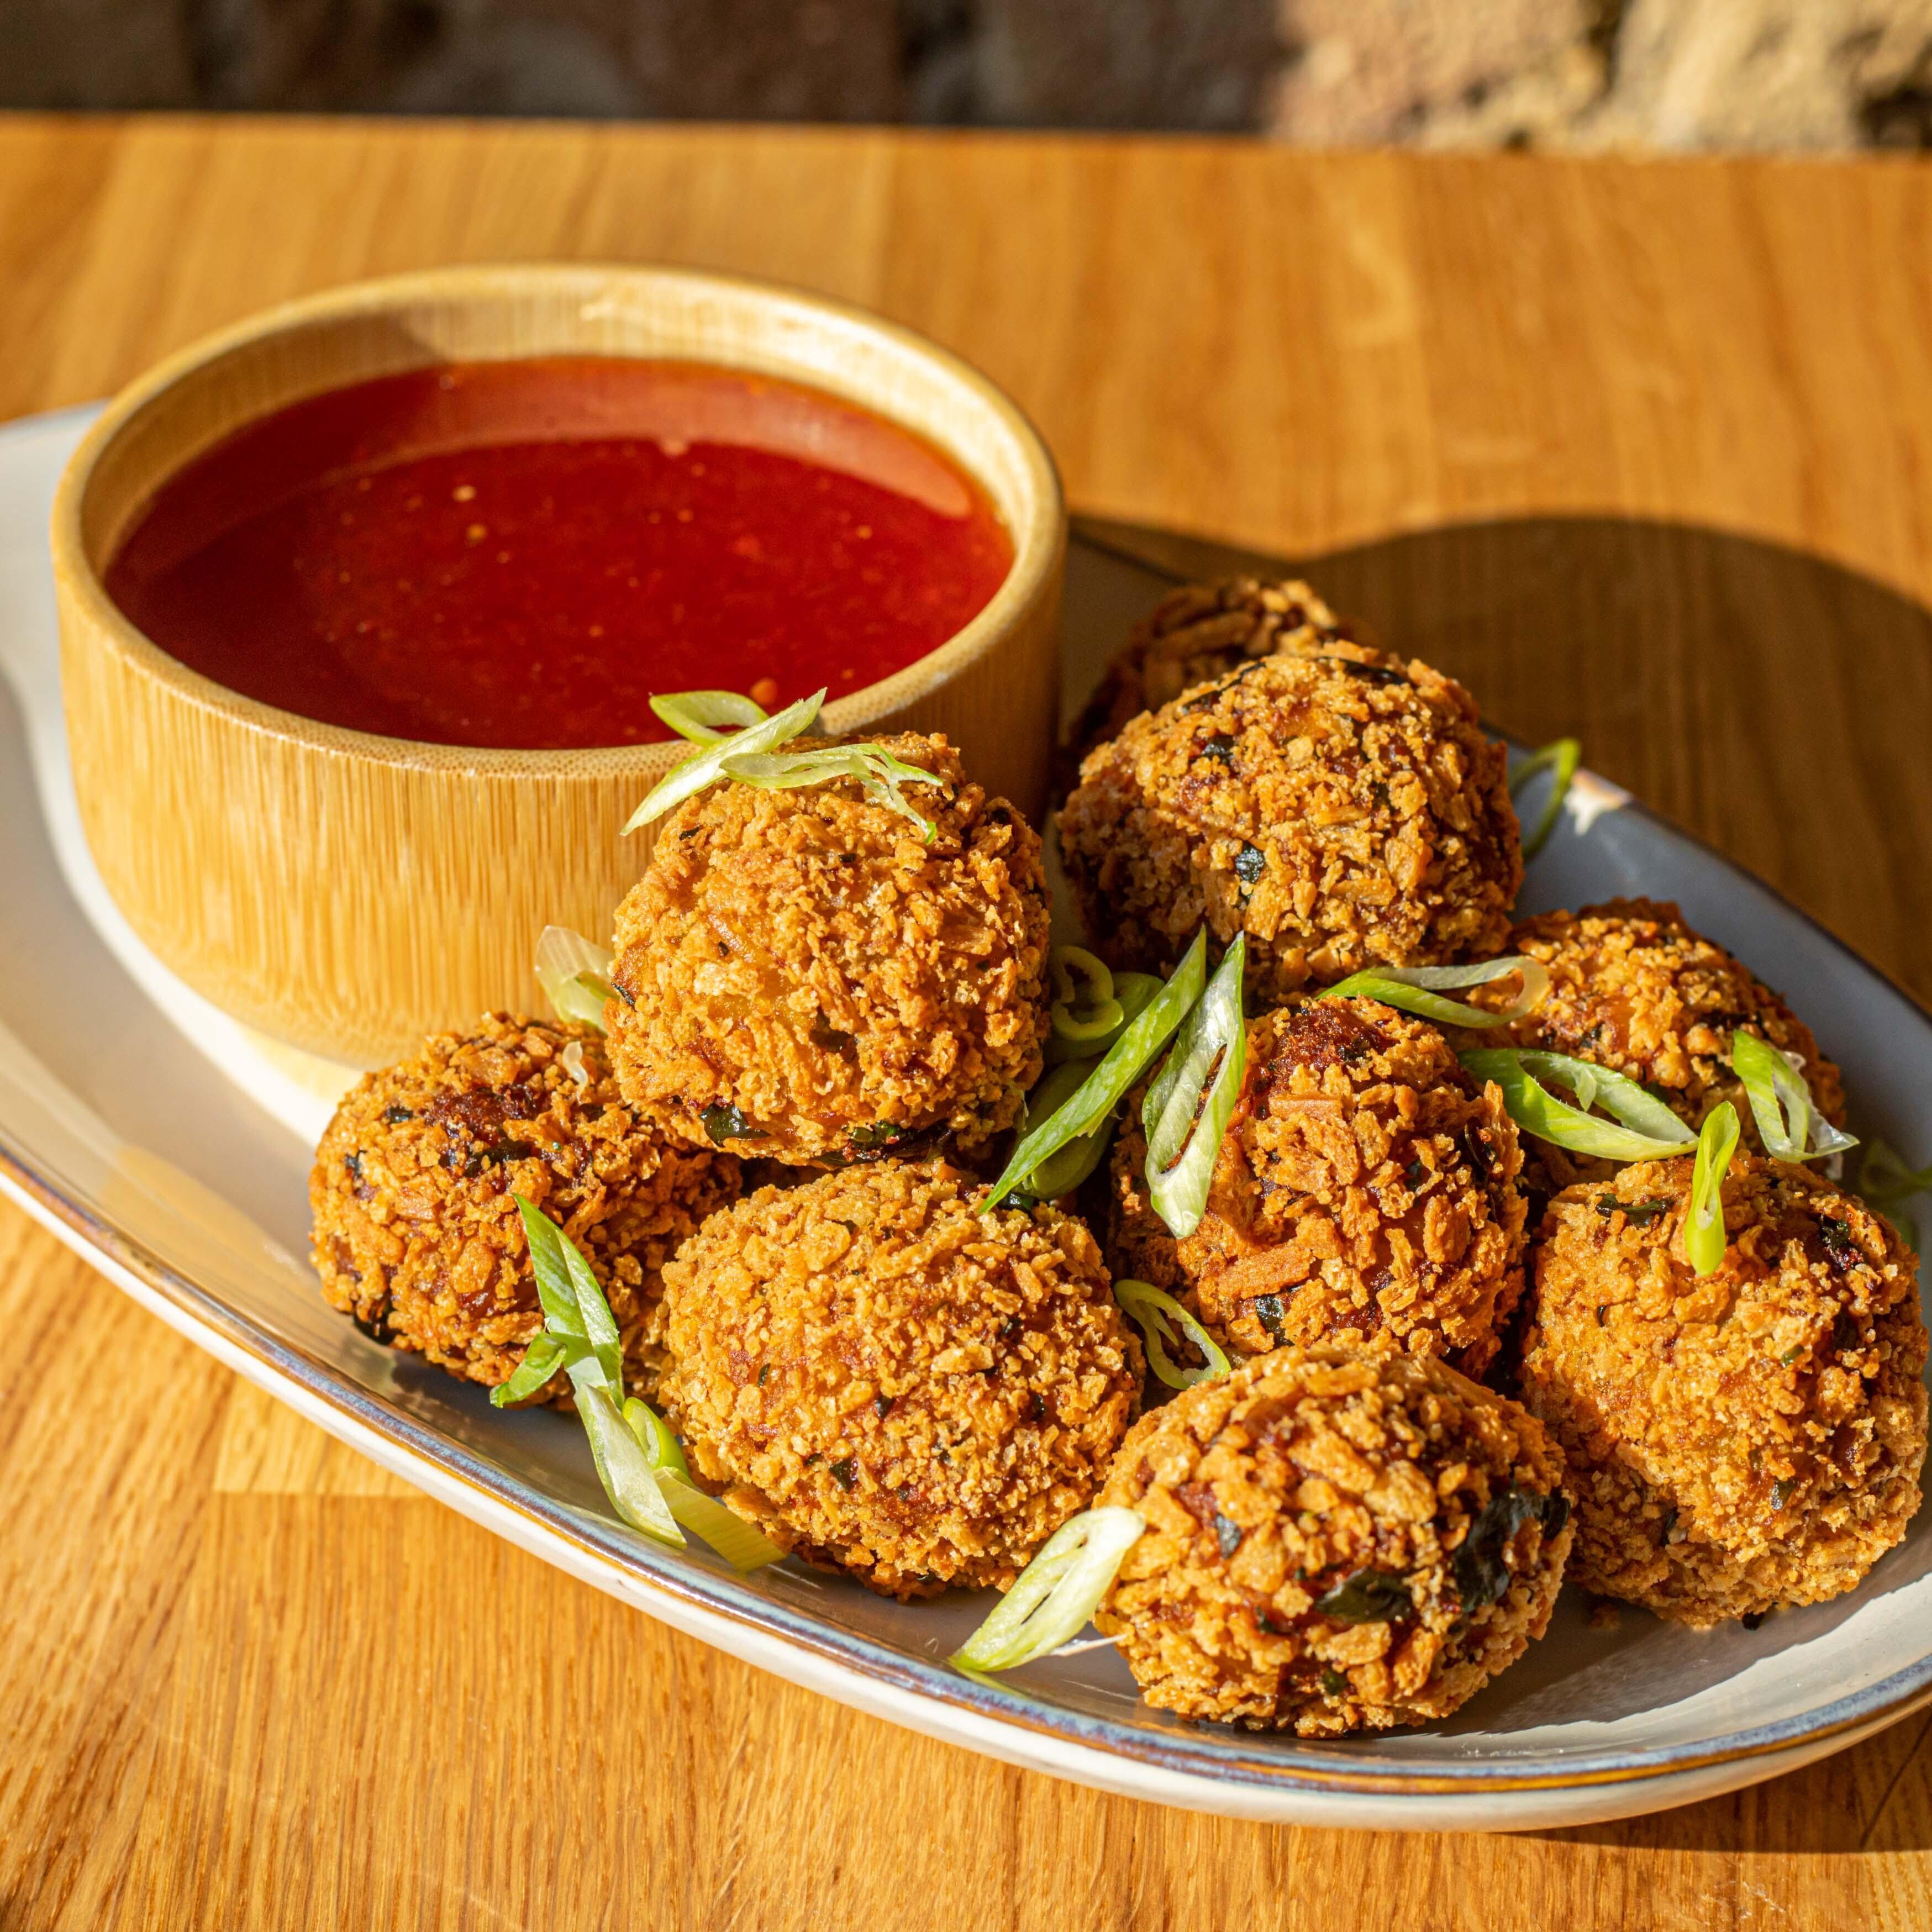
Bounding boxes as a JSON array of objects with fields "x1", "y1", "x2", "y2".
[{"x1": 3, "y1": 407, "x2": 1930, "y2": 1830}]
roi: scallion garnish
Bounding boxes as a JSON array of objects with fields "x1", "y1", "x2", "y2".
[
  {"x1": 650, "y1": 689, "x2": 775, "y2": 741},
  {"x1": 1687, "y1": 1101, "x2": 1741, "y2": 1276},
  {"x1": 1510, "y1": 736, "x2": 1582, "y2": 861},
  {"x1": 627, "y1": 688, "x2": 950, "y2": 840},
  {"x1": 1049, "y1": 945, "x2": 1124, "y2": 1045},
  {"x1": 503, "y1": 1199, "x2": 781, "y2": 1570},
  {"x1": 625, "y1": 689, "x2": 826, "y2": 832},
  {"x1": 1322, "y1": 956, "x2": 1550, "y2": 1029},
  {"x1": 1113, "y1": 1278, "x2": 1231, "y2": 1389},
  {"x1": 981, "y1": 930, "x2": 1208, "y2": 1208},
  {"x1": 1046, "y1": 969, "x2": 1164, "y2": 1066},
  {"x1": 1459, "y1": 1048, "x2": 1696, "y2": 1161},
  {"x1": 1144, "y1": 934, "x2": 1247, "y2": 1238},
  {"x1": 1731, "y1": 1031, "x2": 1858, "y2": 1164},
  {"x1": 534, "y1": 924, "x2": 618, "y2": 1033},
  {"x1": 1018, "y1": 1059, "x2": 1117, "y2": 1200},
  {"x1": 950, "y1": 1507, "x2": 1146, "y2": 1672},
  {"x1": 622, "y1": 1398, "x2": 786, "y2": 1573},
  {"x1": 1854, "y1": 1139, "x2": 1932, "y2": 1254}
]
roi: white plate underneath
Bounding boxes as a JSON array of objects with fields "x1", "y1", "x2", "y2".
[{"x1": 4, "y1": 406, "x2": 1931, "y2": 1830}]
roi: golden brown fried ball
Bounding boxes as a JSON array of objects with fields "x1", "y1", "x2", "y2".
[
  {"x1": 1058, "y1": 652, "x2": 1520, "y2": 1006},
  {"x1": 1467, "y1": 899, "x2": 1848, "y2": 1197},
  {"x1": 1093, "y1": 1343, "x2": 1572, "y2": 1735},
  {"x1": 1107, "y1": 998, "x2": 1526, "y2": 1377},
  {"x1": 607, "y1": 732, "x2": 1050, "y2": 1167},
  {"x1": 310, "y1": 1014, "x2": 740, "y2": 1399},
  {"x1": 657, "y1": 1160, "x2": 1143, "y2": 1599},
  {"x1": 1065, "y1": 577, "x2": 1351, "y2": 768},
  {"x1": 1519, "y1": 1155, "x2": 1927, "y2": 1629}
]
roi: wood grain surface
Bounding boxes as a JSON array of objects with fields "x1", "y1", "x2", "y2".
[{"x1": 4, "y1": 114, "x2": 1932, "y2": 1930}]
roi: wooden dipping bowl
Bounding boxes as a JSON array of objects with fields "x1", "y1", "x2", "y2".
[{"x1": 51, "y1": 266, "x2": 1066, "y2": 1068}]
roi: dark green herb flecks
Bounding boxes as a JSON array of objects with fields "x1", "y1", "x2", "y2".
[
  {"x1": 1452, "y1": 1486, "x2": 1569, "y2": 1612},
  {"x1": 701, "y1": 1103, "x2": 762, "y2": 1145},
  {"x1": 874, "y1": 1394, "x2": 893, "y2": 1419},
  {"x1": 343, "y1": 1151, "x2": 363, "y2": 1179},
  {"x1": 1313, "y1": 1568, "x2": 1414, "y2": 1625},
  {"x1": 1595, "y1": 1194, "x2": 1671, "y2": 1224},
  {"x1": 1253, "y1": 1293, "x2": 1287, "y2": 1345},
  {"x1": 847, "y1": 1120, "x2": 913, "y2": 1152},
  {"x1": 1213, "y1": 1512, "x2": 1243, "y2": 1557},
  {"x1": 1319, "y1": 1667, "x2": 1347, "y2": 1696},
  {"x1": 1770, "y1": 1478, "x2": 1791, "y2": 1512},
  {"x1": 1833, "y1": 1312, "x2": 1863, "y2": 1353},
  {"x1": 1234, "y1": 843, "x2": 1267, "y2": 887},
  {"x1": 830, "y1": 1458, "x2": 857, "y2": 1492},
  {"x1": 1780, "y1": 1343, "x2": 1804, "y2": 1366},
  {"x1": 383, "y1": 1105, "x2": 413, "y2": 1124},
  {"x1": 1198, "y1": 734, "x2": 1237, "y2": 764},
  {"x1": 1817, "y1": 1217, "x2": 1862, "y2": 1275}
]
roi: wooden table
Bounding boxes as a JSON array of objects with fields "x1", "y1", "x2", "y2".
[{"x1": 4, "y1": 114, "x2": 1932, "y2": 1930}]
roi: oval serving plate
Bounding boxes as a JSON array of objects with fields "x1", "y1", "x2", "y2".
[{"x1": 3, "y1": 406, "x2": 1930, "y2": 1831}]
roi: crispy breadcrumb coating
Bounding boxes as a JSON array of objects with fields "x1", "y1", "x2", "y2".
[
  {"x1": 1519, "y1": 1155, "x2": 1927, "y2": 1628},
  {"x1": 310, "y1": 1015, "x2": 739, "y2": 1399},
  {"x1": 1057, "y1": 652, "x2": 1520, "y2": 1005},
  {"x1": 1107, "y1": 998, "x2": 1526, "y2": 1376},
  {"x1": 1094, "y1": 1344, "x2": 1571, "y2": 1734},
  {"x1": 1466, "y1": 899, "x2": 1849, "y2": 1198},
  {"x1": 658, "y1": 1160, "x2": 1143, "y2": 1598},
  {"x1": 607, "y1": 732, "x2": 1051, "y2": 1167},
  {"x1": 1065, "y1": 577, "x2": 1350, "y2": 768}
]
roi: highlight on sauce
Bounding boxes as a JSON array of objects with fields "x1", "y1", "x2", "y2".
[{"x1": 106, "y1": 357, "x2": 1015, "y2": 751}]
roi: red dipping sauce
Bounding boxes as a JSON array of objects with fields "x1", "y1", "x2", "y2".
[{"x1": 106, "y1": 358, "x2": 1014, "y2": 750}]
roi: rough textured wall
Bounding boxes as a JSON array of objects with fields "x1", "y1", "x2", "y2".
[{"x1": 7, "y1": 0, "x2": 1932, "y2": 149}]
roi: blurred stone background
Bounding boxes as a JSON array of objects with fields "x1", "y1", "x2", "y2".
[{"x1": 8, "y1": 0, "x2": 1932, "y2": 149}]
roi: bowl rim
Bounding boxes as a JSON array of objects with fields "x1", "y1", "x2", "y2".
[{"x1": 49, "y1": 261, "x2": 1066, "y2": 776}]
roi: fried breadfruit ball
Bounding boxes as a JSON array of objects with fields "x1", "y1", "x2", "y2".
[
  {"x1": 310, "y1": 1014, "x2": 740, "y2": 1399},
  {"x1": 1065, "y1": 577, "x2": 1351, "y2": 768},
  {"x1": 1058, "y1": 651, "x2": 1520, "y2": 1006},
  {"x1": 1093, "y1": 1343, "x2": 1572, "y2": 1735},
  {"x1": 1519, "y1": 1155, "x2": 1927, "y2": 1628},
  {"x1": 607, "y1": 732, "x2": 1051, "y2": 1167},
  {"x1": 657, "y1": 1160, "x2": 1143, "y2": 1599},
  {"x1": 1466, "y1": 899, "x2": 1849, "y2": 1197},
  {"x1": 1107, "y1": 998, "x2": 1526, "y2": 1377}
]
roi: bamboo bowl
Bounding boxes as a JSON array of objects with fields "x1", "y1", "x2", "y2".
[{"x1": 51, "y1": 266, "x2": 1066, "y2": 1068}]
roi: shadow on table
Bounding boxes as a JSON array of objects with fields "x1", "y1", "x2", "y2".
[{"x1": 1071, "y1": 512, "x2": 1932, "y2": 1854}]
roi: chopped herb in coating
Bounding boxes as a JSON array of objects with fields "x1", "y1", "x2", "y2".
[
  {"x1": 830, "y1": 1458, "x2": 858, "y2": 1492},
  {"x1": 1252, "y1": 1293, "x2": 1287, "y2": 1345},
  {"x1": 1319, "y1": 1667, "x2": 1348, "y2": 1696},
  {"x1": 1313, "y1": 1568, "x2": 1414, "y2": 1624},
  {"x1": 1596, "y1": 1194, "x2": 1671, "y2": 1223},
  {"x1": 1213, "y1": 1512, "x2": 1243, "y2": 1556},
  {"x1": 1817, "y1": 1216, "x2": 1862, "y2": 1274},
  {"x1": 1233, "y1": 843, "x2": 1267, "y2": 887},
  {"x1": 1452, "y1": 1485, "x2": 1568, "y2": 1613},
  {"x1": 702, "y1": 1103, "x2": 762, "y2": 1144}
]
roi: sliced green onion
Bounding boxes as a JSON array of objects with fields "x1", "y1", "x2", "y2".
[
  {"x1": 534, "y1": 924, "x2": 617, "y2": 1033},
  {"x1": 624, "y1": 689, "x2": 825, "y2": 832},
  {"x1": 720, "y1": 742, "x2": 945, "y2": 841},
  {"x1": 1020, "y1": 1059, "x2": 1117, "y2": 1200},
  {"x1": 1460, "y1": 1049, "x2": 1696, "y2": 1161},
  {"x1": 1113, "y1": 1278, "x2": 1231, "y2": 1389},
  {"x1": 512, "y1": 1197, "x2": 681, "y2": 1544},
  {"x1": 1854, "y1": 1139, "x2": 1932, "y2": 1254},
  {"x1": 622, "y1": 1399, "x2": 785, "y2": 1573},
  {"x1": 1046, "y1": 971, "x2": 1164, "y2": 1066},
  {"x1": 982, "y1": 930, "x2": 1208, "y2": 1208},
  {"x1": 950, "y1": 1507, "x2": 1146, "y2": 1671},
  {"x1": 650, "y1": 689, "x2": 771, "y2": 742},
  {"x1": 1145, "y1": 935, "x2": 1247, "y2": 1239},
  {"x1": 1687, "y1": 1101, "x2": 1741, "y2": 1276},
  {"x1": 1731, "y1": 1031, "x2": 1858, "y2": 1163},
  {"x1": 488, "y1": 1330, "x2": 585, "y2": 1408},
  {"x1": 1322, "y1": 956, "x2": 1550, "y2": 1029},
  {"x1": 1050, "y1": 945, "x2": 1124, "y2": 1045},
  {"x1": 1511, "y1": 737, "x2": 1582, "y2": 861}
]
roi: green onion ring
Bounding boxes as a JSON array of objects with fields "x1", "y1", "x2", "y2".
[
  {"x1": 1050, "y1": 944, "x2": 1124, "y2": 1044},
  {"x1": 1511, "y1": 736, "x2": 1582, "y2": 861},
  {"x1": 1323, "y1": 956, "x2": 1550, "y2": 1029},
  {"x1": 950, "y1": 1507, "x2": 1147, "y2": 1672},
  {"x1": 534, "y1": 924, "x2": 618, "y2": 1033},
  {"x1": 982, "y1": 931, "x2": 1208, "y2": 1208},
  {"x1": 1144, "y1": 935, "x2": 1248, "y2": 1239},
  {"x1": 624, "y1": 689, "x2": 825, "y2": 832},
  {"x1": 1460, "y1": 1049, "x2": 1696, "y2": 1161},
  {"x1": 1113, "y1": 1278, "x2": 1231, "y2": 1389},
  {"x1": 1046, "y1": 971, "x2": 1164, "y2": 1067},
  {"x1": 649, "y1": 689, "x2": 771, "y2": 742},
  {"x1": 1731, "y1": 1031, "x2": 1858, "y2": 1162},
  {"x1": 1687, "y1": 1101, "x2": 1741, "y2": 1276}
]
